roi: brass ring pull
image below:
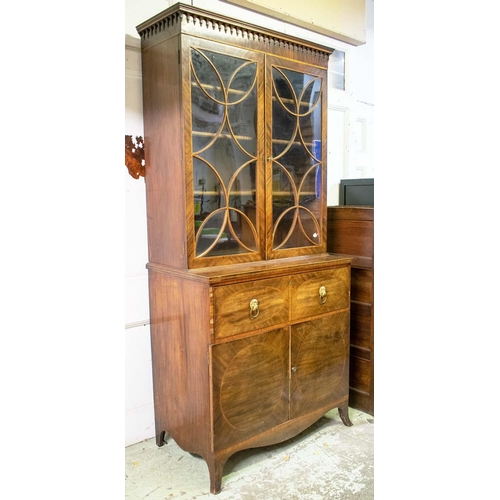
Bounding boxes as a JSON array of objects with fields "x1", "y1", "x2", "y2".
[
  {"x1": 319, "y1": 286, "x2": 327, "y2": 305},
  {"x1": 249, "y1": 298, "x2": 259, "y2": 319}
]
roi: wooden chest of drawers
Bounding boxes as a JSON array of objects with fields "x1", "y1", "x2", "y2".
[
  {"x1": 327, "y1": 206, "x2": 374, "y2": 416},
  {"x1": 147, "y1": 254, "x2": 352, "y2": 493}
]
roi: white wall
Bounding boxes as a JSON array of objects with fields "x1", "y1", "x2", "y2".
[
  {"x1": 125, "y1": 33, "x2": 155, "y2": 446},
  {"x1": 124, "y1": 0, "x2": 374, "y2": 447}
]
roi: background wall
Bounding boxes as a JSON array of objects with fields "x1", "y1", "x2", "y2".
[
  {"x1": 221, "y1": 0, "x2": 366, "y2": 44},
  {"x1": 125, "y1": 0, "x2": 374, "y2": 447}
]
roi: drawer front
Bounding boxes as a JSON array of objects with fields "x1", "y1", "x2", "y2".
[
  {"x1": 351, "y1": 268, "x2": 373, "y2": 303},
  {"x1": 349, "y1": 355, "x2": 372, "y2": 394},
  {"x1": 290, "y1": 267, "x2": 350, "y2": 321},
  {"x1": 213, "y1": 277, "x2": 289, "y2": 339},
  {"x1": 350, "y1": 301, "x2": 373, "y2": 350}
]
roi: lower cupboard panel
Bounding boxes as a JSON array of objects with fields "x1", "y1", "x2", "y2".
[
  {"x1": 290, "y1": 312, "x2": 350, "y2": 419},
  {"x1": 212, "y1": 328, "x2": 290, "y2": 452},
  {"x1": 211, "y1": 311, "x2": 350, "y2": 453}
]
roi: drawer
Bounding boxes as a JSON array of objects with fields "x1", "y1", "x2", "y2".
[
  {"x1": 350, "y1": 301, "x2": 373, "y2": 350},
  {"x1": 351, "y1": 268, "x2": 373, "y2": 303},
  {"x1": 213, "y1": 276, "x2": 289, "y2": 339},
  {"x1": 290, "y1": 267, "x2": 350, "y2": 321},
  {"x1": 349, "y1": 356, "x2": 372, "y2": 394}
]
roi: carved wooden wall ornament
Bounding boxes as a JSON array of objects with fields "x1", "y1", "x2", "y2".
[{"x1": 125, "y1": 135, "x2": 145, "y2": 179}]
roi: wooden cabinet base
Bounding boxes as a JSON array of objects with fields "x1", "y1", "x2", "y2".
[{"x1": 148, "y1": 255, "x2": 352, "y2": 494}]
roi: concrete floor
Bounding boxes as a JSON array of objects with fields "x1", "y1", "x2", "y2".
[{"x1": 125, "y1": 407, "x2": 374, "y2": 499}]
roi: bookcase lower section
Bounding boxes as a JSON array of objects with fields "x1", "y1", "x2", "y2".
[{"x1": 147, "y1": 256, "x2": 352, "y2": 493}]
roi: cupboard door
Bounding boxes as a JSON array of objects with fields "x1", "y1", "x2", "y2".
[
  {"x1": 290, "y1": 313, "x2": 349, "y2": 419},
  {"x1": 212, "y1": 328, "x2": 289, "y2": 452},
  {"x1": 265, "y1": 56, "x2": 328, "y2": 259},
  {"x1": 188, "y1": 40, "x2": 265, "y2": 267}
]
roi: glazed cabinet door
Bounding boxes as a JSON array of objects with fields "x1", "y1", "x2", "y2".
[
  {"x1": 185, "y1": 38, "x2": 265, "y2": 268},
  {"x1": 185, "y1": 40, "x2": 329, "y2": 268},
  {"x1": 290, "y1": 312, "x2": 350, "y2": 419},
  {"x1": 265, "y1": 56, "x2": 328, "y2": 260},
  {"x1": 211, "y1": 328, "x2": 289, "y2": 452}
]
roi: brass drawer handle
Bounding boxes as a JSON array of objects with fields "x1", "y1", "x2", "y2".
[
  {"x1": 319, "y1": 285, "x2": 327, "y2": 305},
  {"x1": 249, "y1": 298, "x2": 259, "y2": 319}
]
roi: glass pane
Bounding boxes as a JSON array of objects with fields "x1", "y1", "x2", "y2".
[
  {"x1": 192, "y1": 84, "x2": 225, "y2": 153},
  {"x1": 191, "y1": 49, "x2": 225, "y2": 102},
  {"x1": 227, "y1": 61, "x2": 257, "y2": 104},
  {"x1": 280, "y1": 208, "x2": 319, "y2": 248},
  {"x1": 195, "y1": 208, "x2": 258, "y2": 257},
  {"x1": 271, "y1": 66, "x2": 323, "y2": 251},
  {"x1": 272, "y1": 97, "x2": 296, "y2": 158},
  {"x1": 193, "y1": 158, "x2": 225, "y2": 218},
  {"x1": 195, "y1": 210, "x2": 227, "y2": 256},
  {"x1": 227, "y1": 90, "x2": 257, "y2": 156},
  {"x1": 191, "y1": 48, "x2": 259, "y2": 258}
]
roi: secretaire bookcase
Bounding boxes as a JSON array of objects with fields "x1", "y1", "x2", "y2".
[{"x1": 136, "y1": 3, "x2": 353, "y2": 493}]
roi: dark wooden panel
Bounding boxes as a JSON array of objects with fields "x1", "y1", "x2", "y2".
[
  {"x1": 350, "y1": 301, "x2": 372, "y2": 351},
  {"x1": 349, "y1": 355, "x2": 371, "y2": 394},
  {"x1": 327, "y1": 206, "x2": 374, "y2": 222},
  {"x1": 327, "y1": 206, "x2": 374, "y2": 416},
  {"x1": 327, "y1": 206, "x2": 373, "y2": 261},
  {"x1": 290, "y1": 312, "x2": 350, "y2": 418},
  {"x1": 350, "y1": 345, "x2": 370, "y2": 361},
  {"x1": 351, "y1": 268, "x2": 373, "y2": 303},
  {"x1": 327, "y1": 220, "x2": 373, "y2": 260},
  {"x1": 349, "y1": 390, "x2": 373, "y2": 416},
  {"x1": 212, "y1": 328, "x2": 289, "y2": 452}
]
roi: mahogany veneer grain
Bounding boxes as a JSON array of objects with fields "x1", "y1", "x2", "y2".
[
  {"x1": 138, "y1": 3, "x2": 353, "y2": 493},
  {"x1": 327, "y1": 206, "x2": 374, "y2": 416}
]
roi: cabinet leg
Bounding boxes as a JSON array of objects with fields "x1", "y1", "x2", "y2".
[
  {"x1": 156, "y1": 430, "x2": 166, "y2": 447},
  {"x1": 205, "y1": 456, "x2": 225, "y2": 495},
  {"x1": 338, "y1": 403, "x2": 353, "y2": 427}
]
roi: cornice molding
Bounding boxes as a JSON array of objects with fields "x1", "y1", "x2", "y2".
[{"x1": 136, "y1": 3, "x2": 333, "y2": 62}]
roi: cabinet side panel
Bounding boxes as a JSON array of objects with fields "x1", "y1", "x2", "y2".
[
  {"x1": 148, "y1": 270, "x2": 211, "y2": 454},
  {"x1": 141, "y1": 36, "x2": 187, "y2": 268}
]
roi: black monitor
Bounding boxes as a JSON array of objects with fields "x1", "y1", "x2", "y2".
[{"x1": 339, "y1": 178, "x2": 374, "y2": 206}]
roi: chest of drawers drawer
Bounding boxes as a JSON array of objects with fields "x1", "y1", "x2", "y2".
[
  {"x1": 212, "y1": 265, "x2": 350, "y2": 340},
  {"x1": 213, "y1": 276, "x2": 290, "y2": 339},
  {"x1": 290, "y1": 267, "x2": 350, "y2": 321}
]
